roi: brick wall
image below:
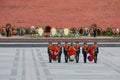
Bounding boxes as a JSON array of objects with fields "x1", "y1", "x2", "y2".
[{"x1": 0, "y1": 0, "x2": 120, "y2": 29}]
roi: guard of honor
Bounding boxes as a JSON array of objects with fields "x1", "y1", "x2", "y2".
[{"x1": 48, "y1": 42, "x2": 99, "y2": 63}]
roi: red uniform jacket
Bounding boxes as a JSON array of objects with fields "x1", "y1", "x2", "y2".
[
  {"x1": 68, "y1": 46, "x2": 76, "y2": 58},
  {"x1": 50, "y1": 45, "x2": 59, "y2": 60}
]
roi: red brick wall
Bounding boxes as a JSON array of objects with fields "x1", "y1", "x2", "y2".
[{"x1": 0, "y1": 0, "x2": 120, "y2": 29}]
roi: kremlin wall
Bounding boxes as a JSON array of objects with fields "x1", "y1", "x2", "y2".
[{"x1": 0, "y1": 0, "x2": 120, "y2": 29}]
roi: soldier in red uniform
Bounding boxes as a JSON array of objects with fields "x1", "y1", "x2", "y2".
[
  {"x1": 93, "y1": 42, "x2": 99, "y2": 63},
  {"x1": 75, "y1": 42, "x2": 80, "y2": 63},
  {"x1": 48, "y1": 42, "x2": 52, "y2": 63},
  {"x1": 82, "y1": 42, "x2": 88, "y2": 63},
  {"x1": 64, "y1": 42, "x2": 69, "y2": 63},
  {"x1": 57, "y1": 42, "x2": 62, "y2": 63}
]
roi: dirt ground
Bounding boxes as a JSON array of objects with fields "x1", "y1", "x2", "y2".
[{"x1": 0, "y1": 0, "x2": 120, "y2": 29}]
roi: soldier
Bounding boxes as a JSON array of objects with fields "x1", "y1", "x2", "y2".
[
  {"x1": 75, "y1": 42, "x2": 80, "y2": 63},
  {"x1": 64, "y1": 42, "x2": 69, "y2": 63},
  {"x1": 93, "y1": 42, "x2": 99, "y2": 63},
  {"x1": 48, "y1": 42, "x2": 52, "y2": 63},
  {"x1": 82, "y1": 42, "x2": 88, "y2": 63},
  {"x1": 57, "y1": 42, "x2": 62, "y2": 63}
]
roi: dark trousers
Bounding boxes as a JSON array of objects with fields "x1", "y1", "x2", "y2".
[
  {"x1": 58, "y1": 53, "x2": 61, "y2": 59},
  {"x1": 94, "y1": 53, "x2": 98, "y2": 63},
  {"x1": 76, "y1": 53, "x2": 79, "y2": 60},
  {"x1": 83, "y1": 53, "x2": 87, "y2": 63},
  {"x1": 76, "y1": 53, "x2": 79, "y2": 63},
  {"x1": 48, "y1": 53, "x2": 51, "y2": 63},
  {"x1": 64, "y1": 53, "x2": 68, "y2": 62},
  {"x1": 58, "y1": 52, "x2": 62, "y2": 63}
]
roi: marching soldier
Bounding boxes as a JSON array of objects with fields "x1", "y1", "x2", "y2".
[
  {"x1": 48, "y1": 42, "x2": 52, "y2": 63},
  {"x1": 64, "y1": 42, "x2": 69, "y2": 63},
  {"x1": 57, "y1": 42, "x2": 62, "y2": 63},
  {"x1": 75, "y1": 42, "x2": 80, "y2": 63},
  {"x1": 82, "y1": 42, "x2": 88, "y2": 63},
  {"x1": 93, "y1": 42, "x2": 99, "y2": 63}
]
